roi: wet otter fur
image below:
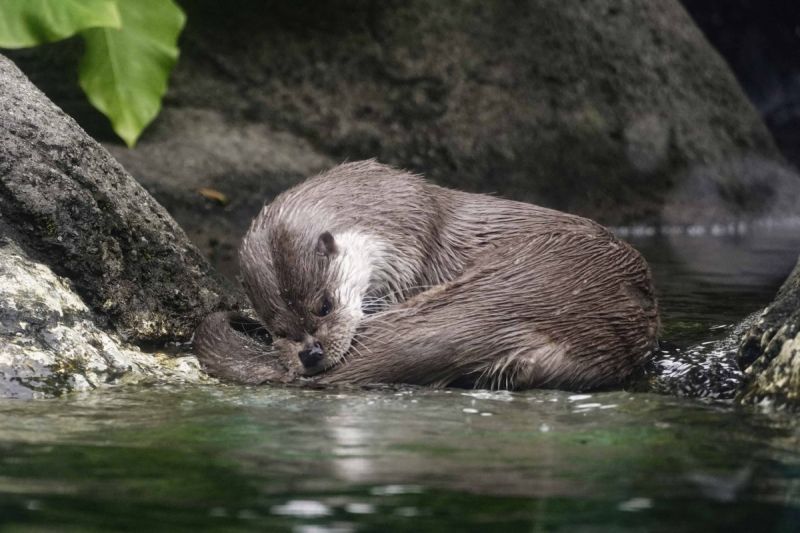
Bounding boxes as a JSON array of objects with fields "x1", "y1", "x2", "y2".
[{"x1": 195, "y1": 160, "x2": 659, "y2": 390}]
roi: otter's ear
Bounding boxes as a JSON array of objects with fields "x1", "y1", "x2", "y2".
[{"x1": 316, "y1": 231, "x2": 337, "y2": 256}]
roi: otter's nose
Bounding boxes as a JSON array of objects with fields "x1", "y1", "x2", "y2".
[{"x1": 298, "y1": 341, "x2": 324, "y2": 368}]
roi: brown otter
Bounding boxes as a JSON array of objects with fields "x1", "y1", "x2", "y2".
[{"x1": 195, "y1": 160, "x2": 659, "y2": 390}]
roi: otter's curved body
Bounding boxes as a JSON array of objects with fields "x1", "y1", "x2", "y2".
[{"x1": 196, "y1": 161, "x2": 659, "y2": 390}]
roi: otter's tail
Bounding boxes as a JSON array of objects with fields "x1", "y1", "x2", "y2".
[{"x1": 193, "y1": 311, "x2": 288, "y2": 384}]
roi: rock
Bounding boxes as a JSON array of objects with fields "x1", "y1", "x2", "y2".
[
  {"x1": 0, "y1": 54, "x2": 242, "y2": 344},
  {"x1": 0, "y1": 236, "x2": 209, "y2": 398},
  {"x1": 738, "y1": 256, "x2": 800, "y2": 408},
  {"x1": 6, "y1": 0, "x2": 782, "y2": 278},
  {"x1": 107, "y1": 108, "x2": 335, "y2": 281},
  {"x1": 635, "y1": 316, "x2": 753, "y2": 400},
  {"x1": 661, "y1": 155, "x2": 800, "y2": 226}
]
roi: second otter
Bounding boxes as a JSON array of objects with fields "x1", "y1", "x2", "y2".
[{"x1": 207, "y1": 160, "x2": 658, "y2": 390}]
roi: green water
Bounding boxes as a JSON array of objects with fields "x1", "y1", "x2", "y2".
[{"x1": 1, "y1": 230, "x2": 800, "y2": 532}]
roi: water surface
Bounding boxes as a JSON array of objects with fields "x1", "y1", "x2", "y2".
[{"x1": 1, "y1": 229, "x2": 799, "y2": 532}]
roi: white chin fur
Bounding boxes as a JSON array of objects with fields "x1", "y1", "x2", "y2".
[
  {"x1": 330, "y1": 231, "x2": 384, "y2": 315},
  {"x1": 331, "y1": 229, "x2": 420, "y2": 312}
]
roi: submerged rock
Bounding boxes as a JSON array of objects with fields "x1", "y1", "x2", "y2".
[
  {"x1": 636, "y1": 317, "x2": 753, "y2": 401},
  {"x1": 0, "y1": 54, "x2": 242, "y2": 345},
  {"x1": 738, "y1": 257, "x2": 800, "y2": 408},
  {"x1": 7, "y1": 0, "x2": 782, "y2": 278},
  {"x1": 0, "y1": 238, "x2": 209, "y2": 399}
]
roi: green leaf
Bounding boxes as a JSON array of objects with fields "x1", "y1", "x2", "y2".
[
  {"x1": 79, "y1": 0, "x2": 185, "y2": 147},
  {"x1": 0, "y1": 0, "x2": 121, "y2": 48}
]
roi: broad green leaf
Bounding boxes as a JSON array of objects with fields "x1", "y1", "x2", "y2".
[
  {"x1": 0, "y1": 0, "x2": 121, "y2": 48},
  {"x1": 79, "y1": 0, "x2": 185, "y2": 147}
]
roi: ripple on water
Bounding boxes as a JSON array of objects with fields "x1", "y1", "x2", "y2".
[{"x1": 0, "y1": 231, "x2": 799, "y2": 531}]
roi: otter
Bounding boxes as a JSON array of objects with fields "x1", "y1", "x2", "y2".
[{"x1": 195, "y1": 160, "x2": 659, "y2": 390}]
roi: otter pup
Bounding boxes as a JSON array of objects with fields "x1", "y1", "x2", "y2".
[{"x1": 196, "y1": 160, "x2": 659, "y2": 390}]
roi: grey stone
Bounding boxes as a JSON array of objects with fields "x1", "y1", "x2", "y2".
[
  {"x1": 0, "y1": 54, "x2": 242, "y2": 344},
  {"x1": 662, "y1": 156, "x2": 800, "y2": 226},
  {"x1": 636, "y1": 316, "x2": 753, "y2": 400},
  {"x1": 738, "y1": 256, "x2": 800, "y2": 408},
  {"x1": 6, "y1": 0, "x2": 784, "y2": 278},
  {"x1": 0, "y1": 237, "x2": 209, "y2": 398},
  {"x1": 107, "y1": 108, "x2": 335, "y2": 281}
]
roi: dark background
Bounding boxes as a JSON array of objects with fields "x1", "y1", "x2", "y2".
[{"x1": 683, "y1": 0, "x2": 800, "y2": 167}]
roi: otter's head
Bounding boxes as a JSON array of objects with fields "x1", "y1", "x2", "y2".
[{"x1": 240, "y1": 224, "x2": 374, "y2": 375}]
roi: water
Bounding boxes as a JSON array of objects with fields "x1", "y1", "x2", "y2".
[
  {"x1": 1, "y1": 229, "x2": 799, "y2": 532},
  {"x1": 630, "y1": 228, "x2": 800, "y2": 399},
  {"x1": 632, "y1": 227, "x2": 800, "y2": 345}
]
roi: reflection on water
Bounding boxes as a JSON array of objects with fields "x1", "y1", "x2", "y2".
[
  {"x1": 631, "y1": 226, "x2": 800, "y2": 344},
  {"x1": 0, "y1": 230, "x2": 799, "y2": 531},
  {"x1": 0, "y1": 386, "x2": 798, "y2": 531}
]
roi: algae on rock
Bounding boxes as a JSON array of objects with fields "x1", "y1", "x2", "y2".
[{"x1": 738, "y1": 257, "x2": 800, "y2": 408}]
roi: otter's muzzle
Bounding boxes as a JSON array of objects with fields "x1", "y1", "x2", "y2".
[{"x1": 298, "y1": 340, "x2": 324, "y2": 368}]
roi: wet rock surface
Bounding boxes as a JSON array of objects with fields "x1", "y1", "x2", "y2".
[
  {"x1": 738, "y1": 257, "x2": 800, "y2": 408},
  {"x1": 6, "y1": 0, "x2": 785, "y2": 278},
  {"x1": 0, "y1": 237, "x2": 209, "y2": 399},
  {"x1": 0, "y1": 54, "x2": 242, "y2": 344},
  {"x1": 635, "y1": 317, "x2": 753, "y2": 401}
]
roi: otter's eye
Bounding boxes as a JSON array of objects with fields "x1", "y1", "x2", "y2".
[{"x1": 316, "y1": 296, "x2": 333, "y2": 317}]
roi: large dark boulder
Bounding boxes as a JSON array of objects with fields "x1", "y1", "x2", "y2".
[
  {"x1": 0, "y1": 54, "x2": 241, "y2": 344},
  {"x1": 738, "y1": 256, "x2": 800, "y2": 407},
  {"x1": 7, "y1": 0, "x2": 785, "y2": 278}
]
